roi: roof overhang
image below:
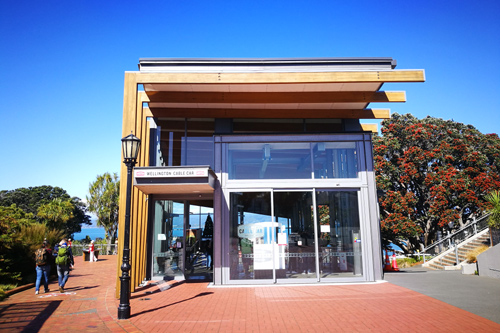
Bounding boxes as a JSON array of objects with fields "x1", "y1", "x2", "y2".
[{"x1": 134, "y1": 58, "x2": 424, "y2": 127}]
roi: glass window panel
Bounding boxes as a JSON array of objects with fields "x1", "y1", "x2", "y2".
[
  {"x1": 183, "y1": 136, "x2": 214, "y2": 169},
  {"x1": 183, "y1": 119, "x2": 215, "y2": 168},
  {"x1": 316, "y1": 191, "x2": 362, "y2": 278},
  {"x1": 312, "y1": 142, "x2": 358, "y2": 179},
  {"x1": 228, "y1": 143, "x2": 312, "y2": 179},
  {"x1": 229, "y1": 192, "x2": 272, "y2": 280}
]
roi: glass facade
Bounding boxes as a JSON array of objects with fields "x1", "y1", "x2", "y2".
[
  {"x1": 148, "y1": 133, "x2": 375, "y2": 284},
  {"x1": 228, "y1": 142, "x2": 358, "y2": 180},
  {"x1": 156, "y1": 118, "x2": 214, "y2": 169}
]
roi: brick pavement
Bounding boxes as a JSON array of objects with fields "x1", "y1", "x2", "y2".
[{"x1": 1, "y1": 255, "x2": 499, "y2": 332}]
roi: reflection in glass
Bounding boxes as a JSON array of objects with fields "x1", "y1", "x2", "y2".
[
  {"x1": 152, "y1": 200, "x2": 184, "y2": 278},
  {"x1": 313, "y1": 142, "x2": 358, "y2": 179},
  {"x1": 316, "y1": 191, "x2": 362, "y2": 277},
  {"x1": 274, "y1": 192, "x2": 316, "y2": 279},
  {"x1": 229, "y1": 192, "x2": 272, "y2": 280},
  {"x1": 183, "y1": 137, "x2": 214, "y2": 169},
  {"x1": 228, "y1": 141, "x2": 359, "y2": 180},
  {"x1": 228, "y1": 143, "x2": 311, "y2": 179}
]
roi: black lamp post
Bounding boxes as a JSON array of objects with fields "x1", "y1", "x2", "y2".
[{"x1": 118, "y1": 133, "x2": 141, "y2": 320}]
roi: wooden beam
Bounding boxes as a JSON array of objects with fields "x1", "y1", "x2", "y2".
[
  {"x1": 361, "y1": 124, "x2": 378, "y2": 133},
  {"x1": 117, "y1": 72, "x2": 138, "y2": 298},
  {"x1": 150, "y1": 108, "x2": 390, "y2": 119},
  {"x1": 146, "y1": 91, "x2": 405, "y2": 104},
  {"x1": 133, "y1": 70, "x2": 425, "y2": 84}
]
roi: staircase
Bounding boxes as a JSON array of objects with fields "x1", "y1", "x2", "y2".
[{"x1": 423, "y1": 230, "x2": 490, "y2": 270}]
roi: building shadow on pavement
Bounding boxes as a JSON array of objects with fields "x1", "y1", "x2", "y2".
[
  {"x1": 0, "y1": 300, "x2": 61, "y2": 332},
  {"x1": 64, "y1": 285, "x2": 99, "y2": 292},
  {"x1": 131, "y1": 280, "x2": 186, "y2": 299},
  {"x1": 130, "y1": 292, "x2": 213, "y2": 317}
]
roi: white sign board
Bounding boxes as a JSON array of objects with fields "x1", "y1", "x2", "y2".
[{"x1": 135, "y1": 168, "x2": 208, "y2": 178}]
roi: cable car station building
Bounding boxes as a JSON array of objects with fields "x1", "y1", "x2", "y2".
[{"x1": 117, "y1": 58, "x2": 424, "y2": 292}]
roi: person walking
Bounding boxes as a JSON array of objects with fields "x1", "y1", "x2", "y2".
[
  {"x1": 89, "y1": 240, "x2": 98, "y2": 262},
  {"x1": 35, "y1": 241, "x2": 51, "y2": 295},
  {"x1": 55, "y1": 239, "x2": 74, "y2": 293}
]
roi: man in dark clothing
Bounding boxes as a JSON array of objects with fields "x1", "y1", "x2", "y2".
[{"x1": 35, "y1": 241, "x2": 51, "y2": 294}]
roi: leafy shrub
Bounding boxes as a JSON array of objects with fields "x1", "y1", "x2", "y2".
[
  {"x1": 396, "y1": 256, "x2": 419, "y2": 268},
  {"x1": 5, "y1": 224, "x2": 65, "y2": 284}
]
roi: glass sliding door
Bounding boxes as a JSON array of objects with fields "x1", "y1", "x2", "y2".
[
  {"x1": 152, "y1": 200, "x2": 184, "y2": 279},
  {"x1": 229, "y1": 192, "x2": 273, "y2": 281},
  {"x1": 228, "y1": 190, "x2": 364, "y2": 283},
  {"x1": 316, "y1": 191, "x2": 362, "y2": 278},
  {"x1": 184, "y1": 202, "x2": 214, "y2": 281},
  {"x1": 273, "y1": 191, "x2": 317, "y2": 280}
]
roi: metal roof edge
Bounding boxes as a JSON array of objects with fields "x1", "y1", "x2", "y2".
[{"x1": 138, "y1": 57, "x2": 397, "y2": 69}]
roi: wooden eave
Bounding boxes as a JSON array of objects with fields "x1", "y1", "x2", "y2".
[
  {"x1": 132, "y1": 70, "x2": 425, "y2": 84},
  {"x1": 130, "y1": 69, "x2": 424, "y2": 121}
]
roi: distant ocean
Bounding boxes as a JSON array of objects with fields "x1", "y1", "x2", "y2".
[{"x1": 72, "y1": 227, "x2": 106, "y2": 241}]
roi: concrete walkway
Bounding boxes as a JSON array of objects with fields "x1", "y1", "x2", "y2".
[
  {"x1": 384, "y1": 266, "x2": 500, "y2": 325},
  {"x1": 1, "y1": 256, "x2": 499, "y2": 332}
]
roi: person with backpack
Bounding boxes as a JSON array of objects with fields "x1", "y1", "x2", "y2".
[
  {"x1": 35, "y1": 241, "x2": 51, "y2": 295},
  {"x1": 55, "y1": 239, "x2": 74, "y2": 293}
]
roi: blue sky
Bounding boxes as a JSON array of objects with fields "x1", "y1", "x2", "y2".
[{"x1": 1, "y1": 0, "x2": 499, "y2": 202}]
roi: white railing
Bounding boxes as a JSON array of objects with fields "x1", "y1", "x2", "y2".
[
  {"x1": 422, "y1": 214, "x2": 490, "y2": 264},
  {"x1": 71, "y1": 244, "x2": 118, "y2": 256}
]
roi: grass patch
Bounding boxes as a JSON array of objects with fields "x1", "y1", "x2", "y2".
[
  {"x1": 0, "y1": 284, "x2": 18, "y2": 301},
  {"x1": 466, "y1": 245, "x2": 489, "y2": 263}
]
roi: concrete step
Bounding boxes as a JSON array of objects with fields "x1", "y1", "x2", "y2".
[
  {"x1": 425, "y1": 230, "x2": 490, "y2": 270},
  {"x1": 429, "y1": 262, "x2": 444, "y2": 270}
]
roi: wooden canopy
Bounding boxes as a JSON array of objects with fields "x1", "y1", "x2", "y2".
[{"x1": 135, "y1": 60, "x2": 424, "y2": 122}]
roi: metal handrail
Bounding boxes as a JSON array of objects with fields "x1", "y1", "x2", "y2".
[{"x1": 422, "y1": 214, "x2": 490, "y2": 262}]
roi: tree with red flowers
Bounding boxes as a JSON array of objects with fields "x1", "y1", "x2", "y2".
[{"x1": 373, "y1": 113, "x2": 500, "y2": 253}]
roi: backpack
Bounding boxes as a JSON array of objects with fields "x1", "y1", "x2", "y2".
[
  {"x1": 35, "y1": 247, "x2": 48, "y2": 266},
  {"x1": 55, "y1": 246, "x2": 69, "y2": 265}
]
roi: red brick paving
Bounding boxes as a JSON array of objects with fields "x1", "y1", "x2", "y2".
[{"x1": 1, "y1": 255, "x2": 499, "y2": 332}]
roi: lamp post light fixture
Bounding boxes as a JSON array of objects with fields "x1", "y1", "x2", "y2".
[{"x1": 118, "y1": 133, "x2": 141, "y2": 320}]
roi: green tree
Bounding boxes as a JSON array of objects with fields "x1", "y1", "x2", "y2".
[
  {"x1": 0, "y1": 186, "x2": 91, "y2": 235},
  {"x1": 0, "y1": 205, "x2": 35, "y2": 254},
  {"x1": 485, "y1": 190, "x2": 500, "y2": 245},
  {"x1": 37, "y1": 198, "x2": 74, "y2": 230},
  {"x1": 485, "y1": 191, "x2": 500, "y2": 227},
  {"x1": 86, "y1": 173, "x2": 120, "y2": 252},
  {"x1": 374, "y1": 114, "x2": 500, "y2": 253}
]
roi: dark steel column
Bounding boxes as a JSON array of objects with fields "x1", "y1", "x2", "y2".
[{"x1": 118, "y1": 160, "x2": 135, "y2": 319}]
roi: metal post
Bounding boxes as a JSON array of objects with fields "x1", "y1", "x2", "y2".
[
  {"x1": 455, "y1": 243, "x2": 459, "y2": 265},
  {"x1": 437, "y1": 231, "x2": 443, "y2": 252},
  {"x1": 118, "y1": 160, "x2": 135, "y2": 319}
]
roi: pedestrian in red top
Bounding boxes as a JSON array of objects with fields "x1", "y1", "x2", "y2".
[{"x1": 89, "y1": 240, "x2": 98, "y2": 262}]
